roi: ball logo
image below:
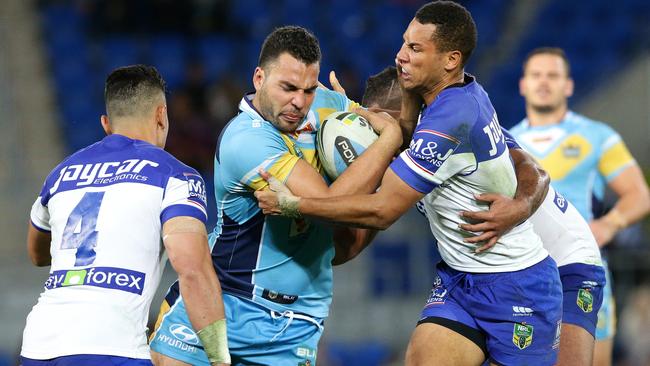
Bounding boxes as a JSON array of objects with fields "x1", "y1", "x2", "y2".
[
  {"x1": 334, "y1": 137, "x2": 359, "y2": 166},
  {"x1": 169, "y1": 324, "x2": 200, "y2": 345}
]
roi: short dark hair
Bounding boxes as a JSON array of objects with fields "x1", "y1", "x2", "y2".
[
  {"x1": 104, "y1": 64, "x2": 167, "y2": 118},
  {"x1": 362, "y1": 66, "x2": 401, "y2": 110},
  {"x1": 258, "y1": 26, "x2": 321, "y2": 68},
  {"x1": 415, "y1": 1, "x2": 477, "y2": 67},
  {"x1": 523, "y1": 47, "x2": 571, "y2": 77}
]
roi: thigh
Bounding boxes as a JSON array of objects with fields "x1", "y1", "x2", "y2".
[
  {"x1": 405, "y1": 323, "x2": 485, "y2": 366},
  {"x1": 471, "y1": 257, "x2": 563, "y2": 366},
  {"x1": 556, "y1": 323, "x2": 595, "y2": 366},
  {"x1": 559, "y1": 263, "x2": 606, "y2": 338},
  {"x1": 149, "y1": 297, "x2": 211, "y2": 366},
  {"x1": 593, "y1": 338, "x2": 614, "y2": 366}
]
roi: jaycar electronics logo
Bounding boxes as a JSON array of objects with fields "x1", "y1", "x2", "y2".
[{"x1": 44, "y1": 267, "x2": 146, "y2": 295}]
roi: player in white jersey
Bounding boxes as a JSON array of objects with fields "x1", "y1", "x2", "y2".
[
  {"x1": 21, "y1": 65, "x2": 230, "y2": 366},
  {"x1": 256, "y1": 3, "x2": 563, "y2": 365},
  {"x1": 362, "y1": 65, "x2": 607, "y2": 365}
]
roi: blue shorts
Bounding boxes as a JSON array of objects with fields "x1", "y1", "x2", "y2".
[
  {"x1": 558, "y1": 263, "x2": 606, "y2": 337},
  {"x1": 20, "y1": 355, "x2": 152, "y2": 366},
  {"x1": 595, "y1": 259, "x2": 616, "y2": 340},
  {"x1": 150, "y1": 293, "x2": 324, "y2": 366},
  {"x1": 419, "y1": 256, "x2": 563, "y2": 366}
]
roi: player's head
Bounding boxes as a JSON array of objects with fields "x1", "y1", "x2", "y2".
[
  {"x1": 252, "y1": 26, "x2": 321, "y2": 133},
  {"x1": 396, "y1": 1, "x2": 476, "y2": 93},
  {"x1": 362, "y1": 66, "x2": 401, "y2": 112},
  {"x1": 520, "y1": 47, "x2": 574, "y2": 114},
  {"x1": 102, "y1": 64, "x2": 169, "y2": 148}
]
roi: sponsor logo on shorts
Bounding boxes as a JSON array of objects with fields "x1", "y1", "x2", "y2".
[
  {"x1": 425, "y1": 285, "x2": 447, "y2": 306},
  {"x1": 156, "y1": 332, "x2": 199, "y2": 354},
  {"x1": 297, "y1": 344, "x2": 316, "y2": 366},
  {"x1": 512, "y1": 306, "x2": 534, "y2": 317},
  {"x1": 512, "y1": 322, "x2": 534, "y2": 350},
  {"x1": 169, "y1": 324, "x2": 200, "y2": 345},
  {"x1": 577, "y1": 288, "x2": 594, "y2": 313},
  {"x1": 44, "y1": 267, "x2": 146, "y2": 295}
]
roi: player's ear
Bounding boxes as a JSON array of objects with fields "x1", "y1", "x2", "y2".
[
  {"x1": 444, "y1": 50, "x2": 462, "y2": 71},
  {"x1": 253, "y1": 67, "x2": 265, "y2": 91},
  {"x1": 565, "y1": 78, "x2": 574, "y2": 98},
  {"x1": 100, "y1": 115, "x2": 112, "y2": 135}
]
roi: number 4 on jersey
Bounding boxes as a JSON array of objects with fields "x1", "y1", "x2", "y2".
[{"x1": 61, "y1": 192, "x2": 105, "y2": 266}]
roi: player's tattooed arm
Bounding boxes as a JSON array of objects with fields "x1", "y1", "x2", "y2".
[{"x1": 458, "y1": 148, "x2": 550, "y2": 252}]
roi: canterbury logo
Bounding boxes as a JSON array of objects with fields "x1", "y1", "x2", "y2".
[{"x1": 512, "y1": 306, "x2": 533, "y2": 315}]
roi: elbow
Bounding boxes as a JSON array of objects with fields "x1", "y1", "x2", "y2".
[
  {"x1": 641, "y1": 189, "x2": 650, "y2": 216},
  {"x1": 30, "y1": 255, "x2": 51, "y2": 267},
  {"x1": 370, "y1": 203, "x2": 399, "y2": 230}
]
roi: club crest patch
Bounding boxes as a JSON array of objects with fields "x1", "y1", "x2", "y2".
[
  {"x1": 577, "y1": 288, "x2": 594, "y2": 313},
  {"x1": 513, "y1": 323, "x2": 534, "y2": 350}
]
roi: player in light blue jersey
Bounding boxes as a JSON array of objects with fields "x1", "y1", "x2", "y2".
[
  {"x1": 256, "y1": 3, "x2": 562, "y2": 365},
  {"x1": 149, "y1": 26, "x2": 403, "y2": 366},
  {"x1": 510, "y1": 47, "x2": 650, "y2": 366},
  {"x1": 21, "y1": 65, "x2": 229, "y2": 366}
]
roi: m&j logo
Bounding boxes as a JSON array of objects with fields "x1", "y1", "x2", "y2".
[{"x1": 44, "y1": 267, "x2": 146, "y2": 295}]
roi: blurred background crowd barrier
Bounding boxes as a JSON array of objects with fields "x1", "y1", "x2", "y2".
[{"x1": 1, "y1": 0, "x2": 650, "y2": 365}]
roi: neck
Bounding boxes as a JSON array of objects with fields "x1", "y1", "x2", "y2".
[
  {"x1": 110, "y1": 118, "x2": 158, "y2": 146},
  {"x1": 422, "y1": 70, "x2": 465, "y2": 105},
  {"x1": 526, "y1": 104, "x2": 568, "y2": 127}
]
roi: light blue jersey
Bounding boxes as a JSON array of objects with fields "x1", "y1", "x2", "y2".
[
  {"x1": 510, "y1": 111, "x2": 635, "y2": 220},
  {"x1": 150, "y1": 89, "x2": 357, "y2": 365},
  {"x1": 209, "y1": 89, "x2": 356, "y2": 318}
]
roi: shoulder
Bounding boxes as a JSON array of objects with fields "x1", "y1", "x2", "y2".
[
  {"x1": 567, "y1": 112, "x2": 621, "y2": 144},
  {"x1": 509, "y1": 120, "x2": 527, "y2": 135}
]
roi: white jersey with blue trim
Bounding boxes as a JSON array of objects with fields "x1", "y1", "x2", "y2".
[
  {"x1": 22, "y1": 134, "x2": 208, "y2": 360},
  {"x1": 390, "y1": 75, "x2": 548, "y2": 273},
  {"x1": 502, "y1": 129, "x2": 602, "y2": 267}
]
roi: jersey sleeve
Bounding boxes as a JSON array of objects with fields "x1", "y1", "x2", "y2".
[
  {"x1": 312, "y1": 88, "x2": 361, "y2": 129},
  {"x1": 161, "y1": 170, "x2": 209, "y2": 225},
  {"x1": 502, "y1": 127, "x2": 521, "y2": 150},
  {"x1": 221, "y1": 126, "x2": 300, "y2": 192},
  {"x1": 30, "y1": 166, "x2": 66, "y2": 232},
  {"x1": 598, "y1": 127, "x2": 635, "y2": 181},
  {"x1": 30, "y1": 196, "x2": 50, "y2": 232},
  {"x1": 389, "y1": 93, "x2": 477, "y2": 194}
]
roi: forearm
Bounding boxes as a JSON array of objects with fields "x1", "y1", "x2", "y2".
[
  {"x1": 328, "y1": 129, "x2": 400, "y2": 196},
  {"x1": 606, "y1": 191, "x2": 650, "y2": 229},
  {"x1": 511, "y1": 150, "x2": 549, "y2": 216},
  {"x1": 300, "y1": 194, "x2": 395, "y2": 230},
  {"x1": 178, "y1": 261, "x2": 226, "y2": 331},
  {"x1": 332, "y1": 228, "x2": 379, "y2": 265}
]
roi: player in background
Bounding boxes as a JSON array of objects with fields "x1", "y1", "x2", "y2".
[
  {"x1": 21, "y1": 65, "x2": 229, "y2": 366},
  {"x1": 510, "y1": 47, "x2": 650, "y2": 366},
  {"x1": 255, "y1": 2, "x2": 563, "y2": 365},
  {"x1": 149, "y1": 26, "x2": 403, "y2": 366},
  {"x1": 363, "y1": 66, "x2": 606, "y2": 365}
]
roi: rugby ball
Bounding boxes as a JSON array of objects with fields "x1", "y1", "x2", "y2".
[{"x1": 317, "y1": 111, "x2": 379, "y2": 180}]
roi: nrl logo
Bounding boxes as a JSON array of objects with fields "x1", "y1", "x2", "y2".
[
  {"x1": 512, "y1": 323, "x2": 534, "y2": 350},
  {"x1": 577, "y1": 288, "x2": 594, "y2": 313}
]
